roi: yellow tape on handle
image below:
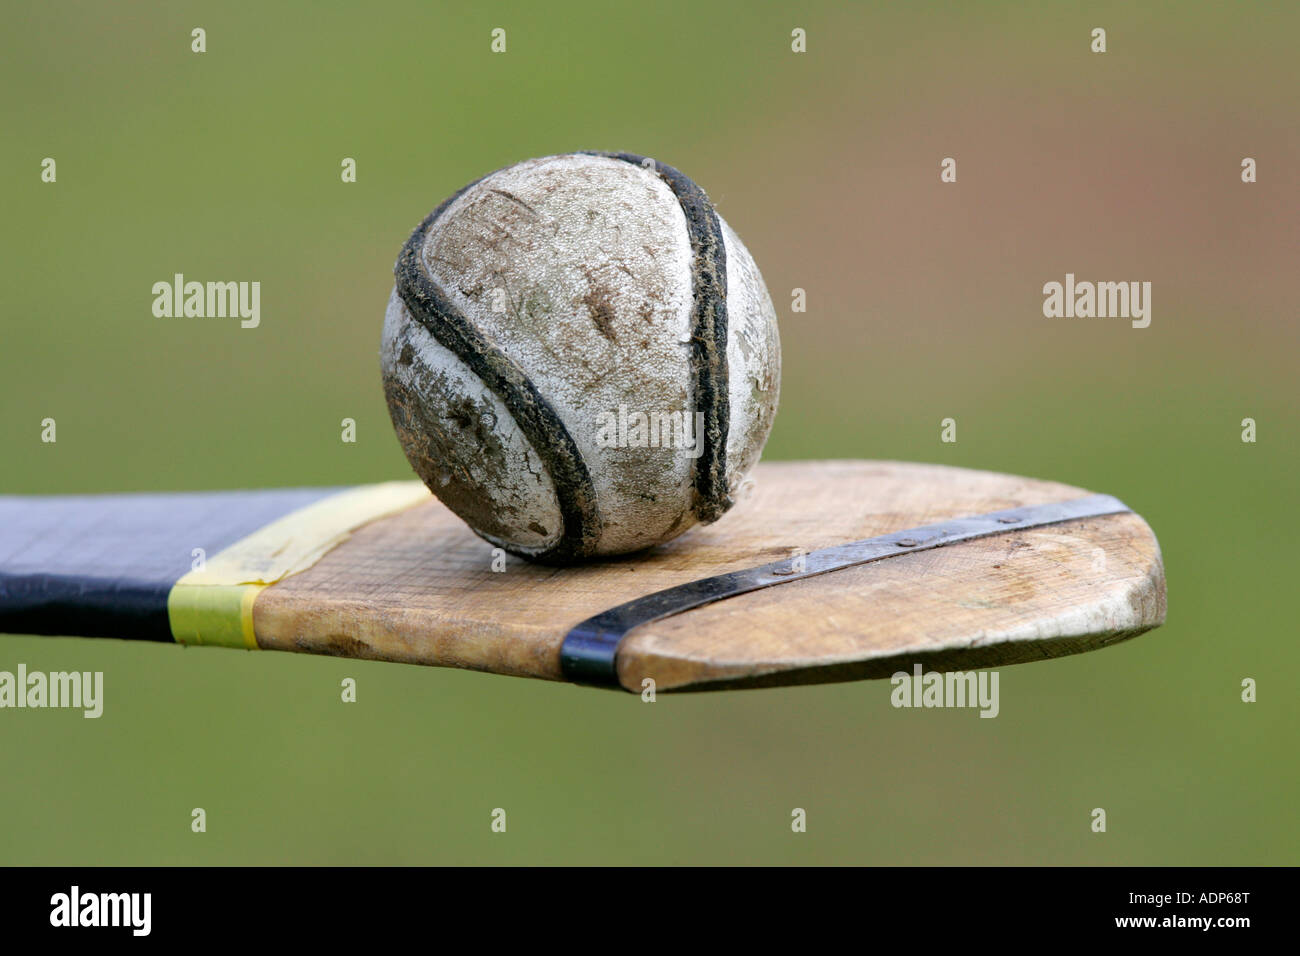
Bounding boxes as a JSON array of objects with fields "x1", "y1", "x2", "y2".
[{"x1": 167, "y1": 481, "x2": 430, "y2": 648}]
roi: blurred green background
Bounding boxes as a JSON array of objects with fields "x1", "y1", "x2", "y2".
[{"x1": 2, "y1": 1, "x2": 1296, "y2": 864}]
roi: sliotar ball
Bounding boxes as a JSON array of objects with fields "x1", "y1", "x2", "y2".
[{"x1": 381, "y1": 151, "x2": 780, "y2": 563}]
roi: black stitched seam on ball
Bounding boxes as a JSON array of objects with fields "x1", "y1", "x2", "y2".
[
  {"x1": 394, "y1": 181, "x2": 603, "y2": 563},
  {"x1": 580, "y1": 150, "x2": 732, "y2": 525}
]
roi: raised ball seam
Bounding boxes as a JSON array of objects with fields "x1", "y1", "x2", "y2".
[
  {"x1": 581, "y1": 151, "x2": 733, "y2": 525},
  {"x1": 394, "y1": 176, "x2": 602, "y2": 562}
]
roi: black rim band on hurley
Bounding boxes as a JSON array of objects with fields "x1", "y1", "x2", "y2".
[{"x1": 559, "y1": 494, "x2": 1133, "y2": 688}]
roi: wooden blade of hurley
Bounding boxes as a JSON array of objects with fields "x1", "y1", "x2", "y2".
[{"x1": 0, "y1": 460, "x2": 1165, "y2": 693}]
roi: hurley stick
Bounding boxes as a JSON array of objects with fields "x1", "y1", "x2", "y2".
[{"x1": 0, "y1": 460, "x2": 1165, "y2": 693}]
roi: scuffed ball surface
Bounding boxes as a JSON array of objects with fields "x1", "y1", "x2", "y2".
[{"x1": 382, "y1": 152, "x2": 780, "y2": 562}]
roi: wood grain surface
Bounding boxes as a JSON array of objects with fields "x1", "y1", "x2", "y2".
[{"x1": 251, "y1": 460, "x2": 1166, "y2": 691}]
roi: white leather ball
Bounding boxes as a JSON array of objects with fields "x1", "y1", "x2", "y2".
[{"x1": 381, "y1": 152, "x2": 780, "y2": 563}]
